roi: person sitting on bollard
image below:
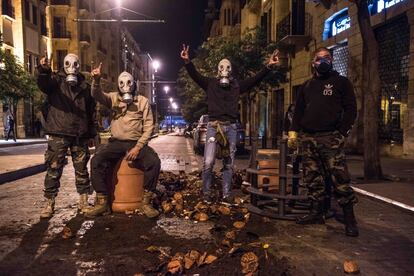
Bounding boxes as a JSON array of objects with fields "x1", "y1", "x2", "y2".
[
  {"x1": 85, "y1": 63, "x2": 161, "y2": 218},
  {"x1": 180, "y1": 44, "x2": 280, "y2": 205},
  {"x1": 36, "y1": 53, "x2": 97, "y2": 219},
  {"x1": 288, "y1": 47, "x2": 359, "y2": 237}
]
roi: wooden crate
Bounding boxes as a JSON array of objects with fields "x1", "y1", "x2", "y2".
[{"x1": 257, "y1": 159, "x2": 279, "y2": 192}]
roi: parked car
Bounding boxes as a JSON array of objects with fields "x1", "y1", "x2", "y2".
[{"x1": 193, "y1": 115, "x2": 246, "y2": 155}]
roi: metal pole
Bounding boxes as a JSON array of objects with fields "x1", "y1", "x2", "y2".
[{"x1": 278, "y1": 139, "x2": 287, "y2": 216}]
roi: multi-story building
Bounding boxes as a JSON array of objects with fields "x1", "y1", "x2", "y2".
[
  {"x1": 209, "y1": 0, "x2": 241, "y2": 38},
  {"x1": 0, "y1": 0, "x2": 146, "y2": 138},
  {"x1": 239, "y1": 0, "x2": 414, "y2": 156}
]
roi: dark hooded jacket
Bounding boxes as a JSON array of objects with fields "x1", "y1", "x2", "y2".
[
  {"x1": 291, "y1": 70, "x2": 357, "y2": 136},
  {"x1": 36, "y1": 66, "x2": 96, "y2": 138}
]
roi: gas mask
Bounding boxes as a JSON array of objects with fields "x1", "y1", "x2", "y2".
[
  {"x1": 118, "y1": 71, "x2": 137, "y2": 104},
  {"x1": 63, "y1": 54, "x2": 80, "y2": 86},
  {"x1": 217, "y1": 59, "x2": 232, "y2": 88},
  {"x1": 313, "y1": 57, "x2": 332, "y2": 75}
]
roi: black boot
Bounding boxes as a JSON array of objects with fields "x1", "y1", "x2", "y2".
[
  {"x1": 343, "y1": 203, "x2": 359, "y2": 237},
  {"x1": 296, "y1": 200, "x2": 325, "y2": 225}
]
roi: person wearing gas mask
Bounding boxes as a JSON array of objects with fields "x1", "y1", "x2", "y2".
[
  {"x1": 288, "y1": 47, "x2": 358, "y2": 237},
  {"x1": 84, "y1": 63, "x2": 161, "y2": 218},
  {"x1": 36, "y1": 53, "x2": 96, "y2": 219},
  {"x1": 180, "y1": 44, "x2": 279, "y2": 205}
]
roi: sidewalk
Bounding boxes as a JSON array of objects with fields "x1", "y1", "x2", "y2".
[
  {"x1": 347, "y1": 155, "x2": 414, "y2": 210},
  {"x1": 0, "y1": 138, "x2": 47, "y2": 148}
]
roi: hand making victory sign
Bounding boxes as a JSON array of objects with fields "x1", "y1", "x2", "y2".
[
  {"x1": 91, "y1": 62, "x2": 102, "y2": 81},
  {"x1": 267, "y1": 49, "x2": 280, "y2": 66},
  {"x1": 180, "y1": 44, "x2": 190, "y2": 64}
]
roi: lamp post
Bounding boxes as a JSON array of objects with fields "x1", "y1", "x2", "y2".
[{"x1": 163, "y1": 85, "x2": 170, "y2": 94}]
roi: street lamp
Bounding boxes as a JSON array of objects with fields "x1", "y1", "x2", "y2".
[
  {"x1": 169, "y1": 97, "x2": 174, "y2": 103},
  {"x1": 152, "y1": 59, "x2": 160, "y2": 73},
  {"x1": 163, "y1": 85, "x2": 170, "y2": 94},
  {"x1": 171, "y1": 102, "x2": 178, "y2": 110}
]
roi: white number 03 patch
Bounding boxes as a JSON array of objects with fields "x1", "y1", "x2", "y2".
[{"x1": 323, "y1": 84, "x2": 333, "y2": 96}]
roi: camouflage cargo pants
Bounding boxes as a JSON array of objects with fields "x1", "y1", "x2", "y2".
[
  {"x1": 44, "y1": 135, "x2": 91, "y2": 199},
  {"x1": 301, "y1": 131, "x2": 357, "y2": 207}
]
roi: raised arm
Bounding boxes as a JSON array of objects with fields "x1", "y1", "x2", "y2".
[
  {"x1": 239, "y1": 49, "x2": 280, "y2": 94},
  {"x1": 181, "y1": 44, "x2": 210, "y2": 91},
  {"x1": 36, "y1": 56, "x2": 58, "y2": 94},
  {"x1": 91, "y1": 63, "x2": 112, "y2": 108}
]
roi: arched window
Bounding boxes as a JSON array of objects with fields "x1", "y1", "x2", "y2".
[{"x1": 323, "y1": 8, "x2": 350, "y2": 41}]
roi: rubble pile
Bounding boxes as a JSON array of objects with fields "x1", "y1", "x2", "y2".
[{"x1": 139, "y1": 170, "x2": 279, "y2": 275}]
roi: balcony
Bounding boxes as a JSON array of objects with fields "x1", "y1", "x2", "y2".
[
  {"x1": 52, "y1": 30, "x2": 71, "y2": 39},
  {"x1": 1, "y1": 2, "x2": 15, "y2": 18},
  {"x1": 51, "y1": 0, "x2": 70, "y2": 5},
  {"x1": 276, "y1": 12, "x2": 312, "y2": 52},
  {"x1": 80, "y1": 33, "x2": 91, "y2": 44}
]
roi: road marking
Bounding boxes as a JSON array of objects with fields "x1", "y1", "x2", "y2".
[{"x1": 352, "y1": 186, "x2": 414, "y2": 212}]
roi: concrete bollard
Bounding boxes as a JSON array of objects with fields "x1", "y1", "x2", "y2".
[{"x1": 111, "y1": 159, "x2": 144, "y2": 213}]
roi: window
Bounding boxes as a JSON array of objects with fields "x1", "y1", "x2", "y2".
[
  {"x1": 40, "y1": 13, "x2": 47, "y2": 35},
  {"x1": 323, "y1": 8, "x2": 350, "y2": 41},
  {"x1": 2, "y1": 0, "x2": 15, "y2": 18},
  {"x1": 369, "y1": 0, "x2": 405, "y2": 15},
  {"x1": 32, "y1": 5, "x2": 38, "y2": 25},
  {"x1": 57, "y1": 50, "x2": 68, "y2": 69},
  {"x1": 24, "y1": 0, "x2": 30, "y2": 22},
  {"x1": 53, "y1": 17, "x2": 69, "y2": 38}
]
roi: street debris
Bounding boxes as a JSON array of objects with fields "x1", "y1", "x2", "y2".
[
  {"x1": 241, "y1": 252, "x2": 259, "y2": 275},
  {"x1": 343, "y1": 260, "x2": 360, "y2": 274},
  {"x1": 61, "y1": 226, "x2": 74, "y2": 239}
]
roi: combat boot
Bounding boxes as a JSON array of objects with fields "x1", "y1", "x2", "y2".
[
  {"x1": 343, "y1": 203, "x2": 359, "y2": 237},
  {"x1": 296, "y1": 200, "x2": 325, "y2": 225},
  {"x1": 40, "y1": 197, "x2": 55, "y2": 219},
  {"x1": 84, "y1": 193, "x2": 110, "y2": 218},
  {"x1": 140, "y1": 191, "x2": 160, "y2": 218},
  {"x1": 78, "y1": 193, "x2": 91, "y2": 214}
]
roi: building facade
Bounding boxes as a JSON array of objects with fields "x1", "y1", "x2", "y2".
[
  {"x1": 238, "y1": 0, "x2": 414, "y2": 156},
  {"x1": 0, "y1": 0, "x2": 146, "y2": 138}
]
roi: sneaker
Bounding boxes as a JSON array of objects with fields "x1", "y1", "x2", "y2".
[{"x1": 221, "y1": 195, "x2": 235, "y2": 206}]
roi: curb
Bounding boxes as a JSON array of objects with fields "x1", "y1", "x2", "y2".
[
  {"x1": 0, "y1": 164, "x2": 47, "y2": 185},
  {"x1": 352, "y1": 185, "x2": 414, "y2": 213},
  {"x1": 0, "y1": 141, "x2": 47, "y2": 148}
]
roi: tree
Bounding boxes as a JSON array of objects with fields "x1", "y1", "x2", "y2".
[
  {"x1": 316, "y1": 0, "x2": 383, "y2": 180},
  {"x1": 0, "y1": 48, "x2": 38, "y2": 132}
]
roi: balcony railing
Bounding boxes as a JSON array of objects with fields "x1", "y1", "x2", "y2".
[
  {"x1": 80, "y1": 33, "x2": 90, "y2": 43},
  {"x1": 51, "y1": 0, "x2": 70, "y2": 5},
  {"x1": 276, "y1": 12, "x2": 312, "y2": 42},
  {"x1": 1, "y1": 2, "x2": 15, "y2": 18},
  {"x1": 53, "y1": 30, "x2": 71, "y2": 39}
]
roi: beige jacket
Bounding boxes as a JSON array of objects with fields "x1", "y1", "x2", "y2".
[{"x1": 92, "y1": 80, "x2": 154, "y2": 149}]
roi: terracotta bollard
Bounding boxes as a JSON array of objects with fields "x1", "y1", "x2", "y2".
[{"x1": 110, "y1": 159, "x2": 144, "y2": 213}]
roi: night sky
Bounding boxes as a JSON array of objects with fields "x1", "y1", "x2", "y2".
[{"x1": 122, "y1": 0, "x2": 209, "y2": 81}]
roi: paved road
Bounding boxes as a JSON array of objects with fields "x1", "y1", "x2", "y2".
[{"x1": 0, "y1": 135, "x2": 413, "y2": 275}]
